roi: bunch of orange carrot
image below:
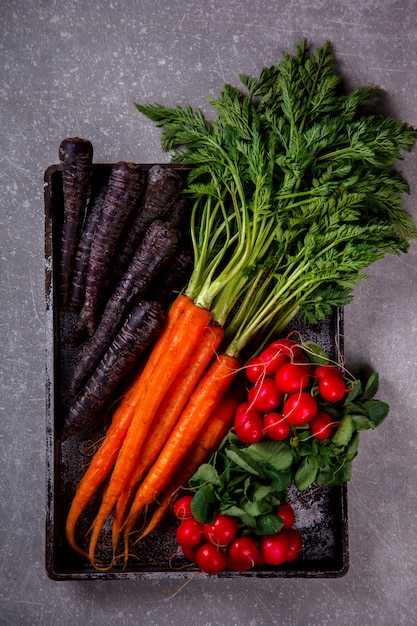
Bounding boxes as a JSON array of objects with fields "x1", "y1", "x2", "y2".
[{"x1": 65, "y1": 295, "x2": 243, "y2": 569}]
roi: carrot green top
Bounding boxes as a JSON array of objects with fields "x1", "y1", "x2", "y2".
[{"x1": 135, "y1": 38, "x2": 417, "y2": 359}]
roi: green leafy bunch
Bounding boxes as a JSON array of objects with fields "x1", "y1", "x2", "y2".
[
  {"x1": 190, "y1": 436, "x2": 293, "y2": 535},
  {"x1": 291, "y1": 369, "x2": 389, "y2": 490},
  {"x1": 136, "y1": 39, "x2": 417, "y2": 359},
  {"x1": 188, "y1": 344, "x2": 389, "y2": 533}
]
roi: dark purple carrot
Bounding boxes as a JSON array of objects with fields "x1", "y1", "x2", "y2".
[
  {"x1": 149, "y1": 247, "x2": 193, "y2": 308},
  {"x1": 63, "y1": 299, "x2": 165, "y2": 438},
  {"x1": 59, "y1": 137, "x2": 93, "y2": 308},
  {"x1": 68, "y1": 185, "x2": 107, "y2": 313},
  {"x1": 111, "y1": 165, "x2": 183, "y2": 284},
  {"x1": 80, "y1": 162, "x2": 145, "y2": 335},
  {"x1": 164, "y1": 193, "x2": 191, "y2": 229},
  {"x1": 70, "y1": 220, "x2": 181, "y2": 395}
]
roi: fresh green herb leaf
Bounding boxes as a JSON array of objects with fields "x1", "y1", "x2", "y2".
[
  {"x1": 350, "y1": 413, "x2": 376, "y2": 431},
  {"x1": 345, "y1": 379, "x2": 363, "y2": 403},
  {"x1": 191, "y1": 483, "x2": 217, "y2": 523},
  {"x1": 301, "y1": 341, "x2": 330, "y2": 365},
  {"x1": 317, "y1": 459, "x2": 352, "y2": 486},
  {"x1": 225, "y1": 446, "x2": 266, "y2": 477},
  {"x1": 263, "y1": 467, "x2": 293, "y2": 492},
  {"x1": 294, "y1": 456, "x2": 318, "y2": 491},
  {"x1": 256, "y1": 513, "x2": 284, "y2": 535},
  {"x1": 189, "y1": 462, "x2": 222, "y2": 487},
  {"x1": 332, "y1": 415, "x2": 355, "y2": 447},
  {"x1": 345, "y1": 432, "x2": 360, "y2": 461},
  {"x1": 362, "y1": 372, "x2": 379, "y2": 400},
  {"x1": 363, "y1": 399, "x2": 390, "y2": 426},
  {"x1": 220, "y1": 505, "x2": 257, "y2": 529},
  {"x1": 246, "y1": 440, "x2": 293, "y2": 472}
]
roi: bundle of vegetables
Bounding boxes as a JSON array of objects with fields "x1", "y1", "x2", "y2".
[{"x1": 64, "y1": 39, "x2": 417, "y2": 571}]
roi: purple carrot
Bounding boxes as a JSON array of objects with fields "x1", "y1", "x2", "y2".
[
  {"x1": 59, "y1": 137, "x2": 93, "y2": 308},
  {"x1": 68, "y1": 184, "x2": 107, "y2": 313},
  {"x1": 62, "y1": 299, "x2": 165, "y2": 438},
  {"x1": 164, "y1": 193, "x2": 191, "y2": 229},
  {"x1": 80, "y1": 161, "x2": 145, "y2": 335},
  {"x1": 111, "y1": 164, "x2": 183, "y2": 284},
  {"x1": 69, "y1": 220, "x2": 181, "y2": 395},
  {"x1": 149, "y1": 247, "x2": 193, "y2": 308}
]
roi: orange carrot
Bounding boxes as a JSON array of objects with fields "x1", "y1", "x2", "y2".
[
  {"x1": 65, "y1": 294, "x2": 189, "y2": 557},
  {"x1": 123, "y1": 294, "x2": 190, "y2": 405},
  {"x1": 135, "y1": 379, "x2": 244, "y2": 544},
  {"x1": 87, "y1": 298, "x2": 211, "y2": 569},
  {"x1": 121, "y1": 353, "x2": 240, "y2": 554},
  {"x1": 65, "y1": 403, "x2": 134, "y2": 558},
  {"x1": 111, "y1": 324, "x2": 224, "y2": 556}
]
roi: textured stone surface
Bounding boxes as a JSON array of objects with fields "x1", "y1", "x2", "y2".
[{"x1": 1, "y1": 1, "x2": 417, "y2": 624}]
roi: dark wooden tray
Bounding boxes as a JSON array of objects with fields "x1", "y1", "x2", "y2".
[{"x1": 44, "y1": 163, "x2": 349, "y2": 580}]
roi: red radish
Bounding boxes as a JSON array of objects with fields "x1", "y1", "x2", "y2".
[
  {"x1": 263, "y1": 412, "x2": 291, "y2": 441},
  {"x1": 235, "y1": 401, "x2": 255, "y2": 420},
  {"x1": 234, "y1": 403, "x2": 264, "y2": 444},
  {"x1": 255, "y1": 553, "x2": 265, "y2": 567},
  {"x1": 277, "y1": 503, "x2": 295, "y2": 529},
  {"x1": 314, "y1": 364, "x2": 343, "y2": 380},
  {"x1": 260, "y1": 532, "x2": 291, "y2": 565},
  {"x1": 258, "y1": 346, "x2": 290, "y2": 376},
  {"x1": 275, "y1": 362, "x2": 311, "y2": 395},
  {"x1": 226, "y1": 555, "x2": 254, "y2": 572},
  {"x1": 245, "y1": 356, "x2": 266, "y2": 384},
  {"x1": 195, "y1": 542, "x2": 227, "y2": 574},
  {"x1": 203, "y1": 513, "x2": 238, "y2": 547},
  {"x1": 310, "y1": 410, "x2": 334, "y2": 440},
  {"x1": 282, "y1": 528, "x2": 303, "y2": 561},
  {"x1": 294, "y1": 360, "x2": 314, "y2": 377},
  {"x1": 173, "y1": 495, "x2": 194, "y2": 520},
  {"x1": 247, "y1": 378, "x2": 283, "y2": 414},
  {"x1": 283, "y1": 392, "x2": 318, "y2": 426},
  {"x1": 181, "y1": 545, "x2": 197, "y2": 563},
  {"x1": 270, "y1": 339, "x2": 304, "y2": 360},
  {"x1": 176, "y1": 517, "x2": 204, "y2": 548},
  {"x1": 228, "y1": 536, "x2": 259, "y2": 571},
  {"x1": 318, "y1": 375, "x2": 347, "y2": 403}
]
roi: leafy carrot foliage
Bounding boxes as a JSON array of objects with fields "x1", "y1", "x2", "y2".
[{"x1": 136, "y1": 39, "x2": 417, "y2": 359}]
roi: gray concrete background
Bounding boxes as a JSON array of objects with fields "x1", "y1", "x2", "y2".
[{"x1": 1, "y1": 1, "x2": 417, "y2": 624}]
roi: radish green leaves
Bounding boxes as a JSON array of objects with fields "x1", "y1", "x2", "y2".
[{"x1": 189, "y1": 367, "x2": 389, "y2": 528}]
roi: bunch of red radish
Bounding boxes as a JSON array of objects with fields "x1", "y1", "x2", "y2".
[
  {"x1": 173, "y1": 338, "x2": 347, "y2": 574},
  {"x1": 173, "y1": 494, "x2": 302, "y2": 574},
  {"x1": 237, "y1": 338, "x2": 347, "y2": 444}
]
